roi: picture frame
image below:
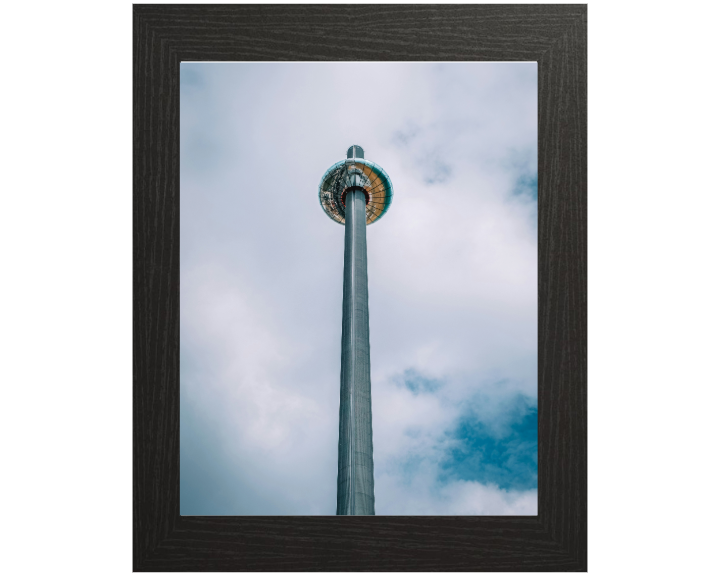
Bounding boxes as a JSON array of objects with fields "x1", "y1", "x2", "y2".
[{"x1": 134, "y1": 4, "x2": 587, "y2": 571}]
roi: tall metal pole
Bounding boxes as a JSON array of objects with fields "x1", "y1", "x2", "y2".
[{"x1": 336, "y1": 188, "x2": 375, "y2": 515}]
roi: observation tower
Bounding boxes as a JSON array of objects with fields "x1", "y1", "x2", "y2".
[{"x1": 318, "y1": 145, "x2": 394, "y2": 515}]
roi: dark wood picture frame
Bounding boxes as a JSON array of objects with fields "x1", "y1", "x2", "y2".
[{"x1": 134, "y1": 4, "x2": 587, "y2": 571}]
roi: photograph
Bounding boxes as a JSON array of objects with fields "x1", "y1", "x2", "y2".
[{"x1": 180, "y1": 62, "x2": 538, "y2": 516}]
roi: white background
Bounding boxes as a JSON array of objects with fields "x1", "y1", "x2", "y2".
[{"x1": 1, "y1": 0, "x2": 717, "y2": 574}]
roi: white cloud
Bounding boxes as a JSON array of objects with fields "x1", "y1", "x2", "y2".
[{"x1": 376, "y1": 456, "x2": 537, "y2": 515}]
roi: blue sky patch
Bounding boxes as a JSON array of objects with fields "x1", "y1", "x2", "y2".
[
  {"x1": 503, "y1": 147, "x2": 538, "y2": 201},
  {"x1": 394, "y1": 368, "x2": 443, "y2": 395},
  {"x1": 440, "y1": 395, "x2": 537, "y2": 490},
  {"x1": 513, "y1": 172, "x2": 538, "y2": 200}
]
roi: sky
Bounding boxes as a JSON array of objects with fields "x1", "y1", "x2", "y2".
[{"x1": 180, "y1": 62, "x2": 537, "y2": 515}]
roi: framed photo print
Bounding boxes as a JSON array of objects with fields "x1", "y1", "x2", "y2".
[{"x1": 134, "y1": 4, "x2": 586, "y2": 571}]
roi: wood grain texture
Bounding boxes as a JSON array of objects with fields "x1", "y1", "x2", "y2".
[{"x1": 134, "y1": 4, "x2": 587, "y2": 571}]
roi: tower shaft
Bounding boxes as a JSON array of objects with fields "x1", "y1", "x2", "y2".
[{"x1": 337, "y1": 189, "x2": 375, "y2": 515}]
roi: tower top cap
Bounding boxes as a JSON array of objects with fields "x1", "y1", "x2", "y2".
[
  {"x1": 347, "y1": 145, "x2": 364, "y2": 160},
  {"x1": 319, "y1": 148, "x2": 393, "y2": 226}
]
